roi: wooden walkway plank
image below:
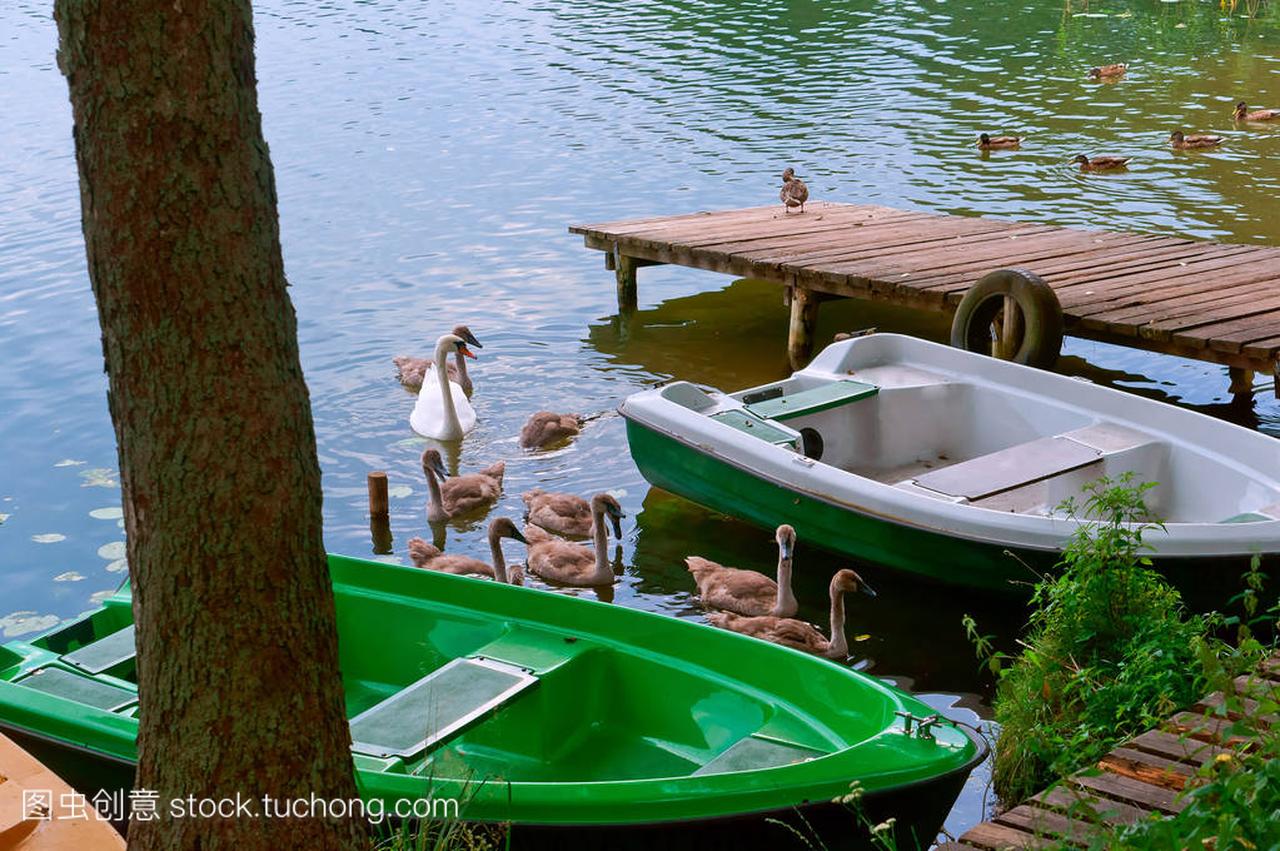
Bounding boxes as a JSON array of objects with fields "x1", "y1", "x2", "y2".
[
  {"x1": 994, "y1": 804, "x2": 1103, "y2": 846},
  {"x1": 1070, "y1": 771, "x2": 1186, "y2": 814},
  {"x1": 1033, "y1": 785, "x2": 1154, "y2": 826}
]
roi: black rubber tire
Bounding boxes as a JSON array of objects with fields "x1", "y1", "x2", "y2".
[{"x1": 950, "y1": 268, "x2": 1063, "y2": 369}]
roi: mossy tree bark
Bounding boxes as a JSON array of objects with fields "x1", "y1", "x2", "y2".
[{"x1": 53, "y1": 1, "x2": 368, "y2": 847}]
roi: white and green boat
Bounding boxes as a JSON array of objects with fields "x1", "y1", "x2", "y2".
[{"x1": 620, "y1": 334, "x2": 1280, "y2": 590}]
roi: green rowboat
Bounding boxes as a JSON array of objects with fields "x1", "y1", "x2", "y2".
[{"x1": 0, "y1": 554, "x2": 984, "y2": 849}]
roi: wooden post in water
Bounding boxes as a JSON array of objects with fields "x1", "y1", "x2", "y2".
[
  {"x1": 1228, "y1": 367, "x2": 1255, "y2": 398},
  {"x1": 367, "y1": 471, "x2": 392, "y2": 554},
  {"x1": 787, "y1": 286, "x2": 819, "y2": 370},
  {"x1": 615, "y1": 253, "x2": 638, "y2": 313}
]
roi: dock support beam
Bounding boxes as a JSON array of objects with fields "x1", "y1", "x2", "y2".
[
  {"x1": 615, "y1": 254, "x2": 638, "y2": 313},
  {"x1": 787, "y1": 286, "x2": 820, "y2": 370},
  {"x1": 1229, "y1": 367, "x2": 1255, "y2": 398}
]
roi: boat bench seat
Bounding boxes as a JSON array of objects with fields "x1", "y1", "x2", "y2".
[
  {"x1": 709, "y1": 409, "x2": 798, "y2": 447},
  {"x1": 692, "y1": 735, "x2": 823, "y2": 777},
  {"x1": 745, "y1": 380, "x2": 878, "y2": 422},
  {"x1": 349, "y1": 657, "x2": 536, "y2": 760},
  {"x1": 912, "y1": 423, "x2": 1151, "y2": 501},
  {"x1": 61, "y1": 625, "x2": 136, "y2": 675},
  {"x1": 15, "y1": 667, "x2": 137, "y2": 712}
]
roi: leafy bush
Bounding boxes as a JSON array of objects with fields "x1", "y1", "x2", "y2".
[{"x1": 968, "y1": 475, "x2": 1219, "y2": 805}]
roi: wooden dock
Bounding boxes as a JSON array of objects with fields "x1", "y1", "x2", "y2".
[
  {"x1": 570, "y1": 203, "x2": 1280, "y2": 396},
  {"x1": 939, "y1": 654, "x2": 1280, "y2": 849}
]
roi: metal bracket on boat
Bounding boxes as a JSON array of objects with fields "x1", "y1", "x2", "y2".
[{"x1": 895, "y1": 711, "x2": 943, "y2": 739}]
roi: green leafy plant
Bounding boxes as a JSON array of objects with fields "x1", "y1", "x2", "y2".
[{"x1": 970, "y1": 475, "x2": 1222, "y2": 804}]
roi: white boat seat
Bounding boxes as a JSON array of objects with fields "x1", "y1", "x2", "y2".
[
  {"x1": 15, "y1": 667, "x2": 137, "y2": 712},
  {"x1": 62, "y1": 625, "x2": 136, "y2": 675},
  {"x1": 911, "y1": 424, "x2": 1151, "y2": 502},
  {"x1": 349, "y1": 657, "x2": 536, "y2": 759},
  {"x1": 692, "y1": 735, "x2": 823, "y2": 776}
]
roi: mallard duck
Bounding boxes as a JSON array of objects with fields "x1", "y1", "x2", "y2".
[
  {"x1": 707, "y1": 569, "x2": 876, "y2": 659},
  {"x1": 977, "y1": 133, "x2": 1021, "y2": 150},
  {"x1": 685, "y1": 525, "x2": 799, "y2": 618},
  {"x1": 519, "y1": 411, "x2": 582, "y2": 450},
  {"x1": 1072, "y1": 154, "x2": 1131, "y2": 172},
  {"x1": 779, "y1": 168, "x2": 809, "y2": 214},
  {"x1": 407, "y1": 517, "x2": 526, "y2": 584},
  {"x1": 1087, "y1": 63, "x2": 1127, "y2": 80},
  {"x1": 1234, "y1": 102, "x2": 1280, "y2": 122},
  {"x1": 524, "y1": 494, "x2": 625, "y2": 587},
  {"x1": 393, "y1": 325, "x2": 479, "y2": 395},
  {"x1": 420, "y1": 449, "x2": 503, "y2": 523},
  {"x1": 1169, "y1": 130, "x2": 1223, "y2": 150}
]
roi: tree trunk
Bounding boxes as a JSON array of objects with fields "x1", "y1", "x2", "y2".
[{"x1": 53, "y1": 2, "x2": 368, "y2": 848}]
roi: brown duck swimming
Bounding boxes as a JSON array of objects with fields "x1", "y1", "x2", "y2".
[
  {"x1": 1087, "y1": 63, "x2": 1127, "y2": 80},
  {"x1": 707, "y1": 569, "x2": 875, "y2": 659},
  {"x1": 1234, "y1": 101, "x2": 1280, "y2": 122},
  {"x1": 977, "y1": 133, "x2": 1021, "y2": 150},
  {"x1": 1072, "y1": 154, "x2": 1131, "y2": 172},
  {"x1": 519, "y1": 411, "x2": 582, "y2": 450},
  {"x1": 779, "y1": 168, "x2": 809, "y2": 214},
  {"x1": 1169, "y1": 130, "x2": 1223, "y2": 150}
]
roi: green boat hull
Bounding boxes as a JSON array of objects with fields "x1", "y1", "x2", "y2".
[
  {"x1": 0, "y1": 555, "x2": 984, "y2": 848},
  {"x1": 624, "y1": 416, "x2": 1054, "y2": 591}
]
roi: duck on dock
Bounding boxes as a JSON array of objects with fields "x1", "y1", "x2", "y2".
[
  {"x1": 421, "y1": 448, "x2": 504, "y2": 523},
  {"x1": 393, "y1": 324, "x2": 479, "y2": 395},
  {"x1": 779, "y1": 168, "x2": 809, "y2": 214},
  {"x1": 524, "y1": 494, "x2": 625, "y2": 587},
  {"x1": 407, "y1": 517, "x2": 526, "y2": 584},
  {"x1": 977, "y1": 133, "x2": 1021, "y2": 150},
  {"x1": 520, "y1": 411, "x2": 582, "y2": 450},
  {"x1": 1072, "y1": 154, "x2": 1131, "y2": 172},
  {"x1": 1234, "y1": 101, "x2": 1280, "y2": 122},
  {"x1": 707, "y1": 569, "x2": 875, "y2": 659},
  {"x1": 1087, "y1": 63, "x2": 1127, "y2": 80},
  {"x1": 1169, "y1": 130, "x2": 1223, "y2": 150},
  {"x1": 686, "y1": 525, "x2": 799, "y2": 618}
]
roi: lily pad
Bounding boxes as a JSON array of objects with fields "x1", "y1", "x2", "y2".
[
  {"x1": 105, "y1": 559, "x2": 128, "y2": 574},
  {"x1": 97, "y1": 541, "x2": 127, "y2": 560},
  {"x1": 387, "y1": 485, "x2": 413, "y2": 499},
  {"x1": 0, "y1": 514, "x2": 9, "y2": 524},
  {"x1": 54, "y1": 572, "x2": 85, "y2": 583},
  {"x1": 0, "y1": 611, "x2": 61, "y2": 638},
  {"x1": 54, "y1": 459, "x2": 86, "y2": 468},
  {"x1": 79, "y1": 468, "x2": 118, "y2": 488},
  {"x1": 89, "y1": 507, "x2": 124, "y2": 521},
  {"x1": 854, "y1": 633, "x2": 871, "y2": 643},
  {"x1": 31, "y1": 533, "x2": 66, "y2": 544},
  {"x1": 393, "y1": 437, "x2": 428, "y2": 448}
]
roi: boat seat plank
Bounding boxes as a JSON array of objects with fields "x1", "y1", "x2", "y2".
[
  {"x1": 913, "y1": 436, "x2": 1102, "y2": 501},
  {"x1": 692, "y1": 735, "x2": 824, "y2": 776},
  {"x1": 709, "y1": 410, "x2": 798, "y2": 446},
  {"x1": 745, "y1": 379, "x2": 878, "y2": 421},
  {"x1": 62, "y1": 625, "x2": 136, "y2": 675},
  {"x1": 349, "y1": 657, "x2": 536, "y2": 759},
  {"x1": 16, "y1": 667, "x2": 136, "y2": 712}
]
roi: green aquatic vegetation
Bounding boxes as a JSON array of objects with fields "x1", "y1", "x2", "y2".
[{"x1": 968, "y1": 475, "x2": 1224, "y2": 805}]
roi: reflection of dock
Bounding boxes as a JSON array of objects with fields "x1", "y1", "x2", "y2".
[
  {"x1": 570, "y1": 203, "x2": 1279, "y2": 396},
  {"x1": 940, "y1": 654, "x2": 1280, "y2": 849}
]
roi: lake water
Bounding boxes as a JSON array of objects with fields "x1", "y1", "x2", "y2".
[{"x1": 4, "y1": 0, "x2": 1280, "y2": 839}]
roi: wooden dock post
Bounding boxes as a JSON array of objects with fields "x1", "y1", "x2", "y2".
[
  {"x1": 367, "y1": 471, "x2": 392, "y2": 555},
  {"x1": 1228, "y1": 366, "x2": 1255, "y2": 397},
  {"x1": 615, "y1": 253, "x2": 638, "y2": 313},
  {"x1": 787, "y1": 286, "x2": 819, "y2": 370}
]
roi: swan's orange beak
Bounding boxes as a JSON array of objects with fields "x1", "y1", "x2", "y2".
[{"x1": 459, "y1": 344, "x2": 477, "y2": 360}]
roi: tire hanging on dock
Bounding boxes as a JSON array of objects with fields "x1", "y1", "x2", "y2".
[{"x1": 950, "y1": 268, "x2": 1064, "y2": 369}]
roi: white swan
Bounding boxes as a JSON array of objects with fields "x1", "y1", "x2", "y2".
[{"x1": 409, "y1": 333, "x2": 479, "y2": 440}]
